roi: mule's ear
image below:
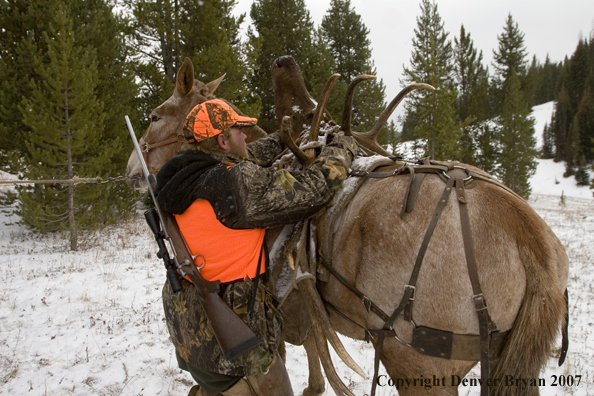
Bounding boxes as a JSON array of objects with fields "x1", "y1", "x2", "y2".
[
  {"x1": 175, "y1": 57, "x2": 195, "y2": 97},
  {"x1": 204, "y1": 73, "x2": 226, "y2": 95}
]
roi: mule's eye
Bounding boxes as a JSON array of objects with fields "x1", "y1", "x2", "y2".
[{"x1": 151, "y1": 115, "x2": 160, "y2": 123}]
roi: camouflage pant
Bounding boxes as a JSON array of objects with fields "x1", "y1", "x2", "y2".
[{"x1": 162, "y1": 276, "x2": 283, "y2": 377}]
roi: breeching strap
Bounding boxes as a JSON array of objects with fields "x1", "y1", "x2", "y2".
[
  {"x1": 370, "y1": 177, "x2": 455, "y2": 396},
  {"x1": 455, "y1": 178, "x2": 497, "y2": 396}
]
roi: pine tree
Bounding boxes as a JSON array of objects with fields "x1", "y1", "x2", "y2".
[
  {"x1": 471, "y1": 122, "x2": 499, "y2": 174},
  {"x1": 401, "y1": 0, "x2": 461, "y2": 160},
  {"x1": 0, "y1": 0, "x2": 60, "y2": 168},
  {"x1": 550, "y1": 39, "x2": 594, "y2": 166},
  {"x1": 574, "y1": 86, "x2": 594, "y2": 162},
  {"x1": 524, "y1": 55, "x2": 541, "y2": 107},
  {"x1": 491, "y1": 14, "x2": 528, "y2": 115},
  {"x1": 563, "y1": 119, "x2": 580, "y2": 176},
  {"x1": 1, "y1": 0, "x2": 139, "y2": 220},
  {"x1": 247, "y1": 0, "x2": 332, "y2": 132},
  {"x1": 69, "y1": 0, "x2": 140, "y2": 169},
  {"x1": 69, "y1": 0, "x2": 141, "y2": 216},
  {"x1": 553, "y1": 85, "x2": 572, "y2": 162},
  {"x1": 566, "y1": 39, "x2": 591, "y2": 113},
  {"x1": 454, "y1": 24, "x2": 489, "y2": 164},
  {"x1": 542, "y1": 122, "x2": 556, "y2": 159},
  {"x1": 319, "y1": 0, "x2": 395, "y2": 147},
  {"x1": 321, "y1": 0, "x2": 371, "y2": 82},
  {"x1": 454, "y1": 25, "x2": 489, "y2": 122},
  {"x1": 125, "y1": 0, "x2": 253, "y2": 126},
  {"x1": 491, "y1": 15, "x2": 537, "y2": 198},
  {"x1": 533, "y1": 54, "x2": 563, "y2": 105},
  {"x1": 17, "y1": 5, "x2": 118, "y2": 250},
  {"x1": 574, "y1": 155, "x2": 590, "y2": 185},
  {"x1": 495, "y1": 73, "x2": 537, "y2": 198}
]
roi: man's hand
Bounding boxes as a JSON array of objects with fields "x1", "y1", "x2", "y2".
[{"x1": 327, "y1": 132, "x2": 358, "y2": 160}]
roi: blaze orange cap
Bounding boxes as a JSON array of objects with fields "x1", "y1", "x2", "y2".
[{"x1": 183, "y1": 99, "x2": 258, "y2": 143}]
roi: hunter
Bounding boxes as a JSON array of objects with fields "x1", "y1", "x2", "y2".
[{"x1": 154, "y1": 99, "x2": 357, "y2": 396}]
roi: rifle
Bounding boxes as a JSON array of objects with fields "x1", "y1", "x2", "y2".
[{"x1": 125, "y1": 116, "x2": 261, "y2": 361}]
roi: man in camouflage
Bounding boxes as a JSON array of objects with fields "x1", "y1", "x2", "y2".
[{"x1": 154, "y1": 99, "x2": 357, "y2": 396}]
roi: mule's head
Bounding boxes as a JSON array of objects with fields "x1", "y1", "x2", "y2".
[{"x1": 125, "y1": 57, "x2": 266, "y2": 190}]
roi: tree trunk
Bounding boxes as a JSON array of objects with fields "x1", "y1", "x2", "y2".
[{"x1": 65, "y1": 93, "x2": 77, "y2": 251}]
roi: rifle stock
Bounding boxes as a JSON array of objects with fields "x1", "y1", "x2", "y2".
[
  {"x1": 125, "y1": 115, "x2": 260, "y2": 361},
  {"x1": 160, "y1": 212, "x2": 261, "y2": 361}
]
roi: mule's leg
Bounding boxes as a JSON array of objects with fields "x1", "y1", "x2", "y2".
[
  {"x1": 301, "y1": 333, "x2": 325, "y2": 396},
  {"x1": 378, "y1": 339, "x2": 475, "y2": 396}
]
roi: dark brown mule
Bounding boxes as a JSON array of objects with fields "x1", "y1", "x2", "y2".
[{"x1": 125, "y1": 57, "x2": 266, "y2": 189}]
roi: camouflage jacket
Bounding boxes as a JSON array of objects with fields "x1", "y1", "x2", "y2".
[{"x1": 154, "y1": 132, "x2": 356, "y2": 229}]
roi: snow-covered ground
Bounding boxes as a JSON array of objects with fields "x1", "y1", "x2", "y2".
[{"x1": 1, "y1": 102, "x2": 593, "y2": 395}]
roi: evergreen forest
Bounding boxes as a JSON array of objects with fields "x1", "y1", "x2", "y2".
[{"x1": 1, "y1": 0, "x2": 593, "y2": 249}]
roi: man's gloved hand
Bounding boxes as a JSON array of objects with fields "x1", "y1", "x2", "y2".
[
  {"x1": 312, "y1": 131, "x2": 359, "y2": 193},
  {"x1": 327, "y1": 132, "x2": 358, "y2": 160}
]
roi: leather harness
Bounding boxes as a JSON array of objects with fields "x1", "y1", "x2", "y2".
[
  {"x1": 325, "y1": 160, "x2": 504, "y2": 396},
  {"x1": 138, "y1": 132, "x2": 186, "y2": 173}
]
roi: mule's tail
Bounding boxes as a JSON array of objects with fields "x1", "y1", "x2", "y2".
[{"x1": 490, "y1": 241, "x2": 567, "y2": 396}]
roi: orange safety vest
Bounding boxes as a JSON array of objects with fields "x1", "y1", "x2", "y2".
[{"x1": 175, "y1": 199, "x2": 266, "y2": 283}]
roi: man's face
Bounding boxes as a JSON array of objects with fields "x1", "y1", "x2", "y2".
[{"x1": 223, "y1": 127, "x2": 248, "y2": 158}]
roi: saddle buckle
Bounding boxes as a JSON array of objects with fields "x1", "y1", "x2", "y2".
[
  {"x1": 405, "y1": 284, "x2": 416, "y2": 301},
  {"x1": 472, "y1": 293, "x2": 488, "y2": 311}
]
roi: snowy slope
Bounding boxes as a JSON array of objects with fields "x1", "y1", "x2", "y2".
[{"x1": 1, "y1": 102, "x2": 593, "y2": 395}]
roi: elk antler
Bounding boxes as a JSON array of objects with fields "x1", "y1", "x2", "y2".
[
  {"x1": 352, "y1": 83, "x2": 435, "y2": 158},
  {"x1": 310, "y1": 73, "x2": 341, "y2": 143},
  {"x1": 304, "y1": 280, "x2": 357, "y2": 396},
  {"x1": 342, "y1": 74, "x2": 377, "y2": 136},
  {"x1": 281, "y1": 74, "x2": 341, "y2": 168},
  {"x1": 279, "y1": 116, "x2": 314, "y2": 166}
]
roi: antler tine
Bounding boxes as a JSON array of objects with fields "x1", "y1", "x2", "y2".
[
  {"x1": 279, "y1": 116, "x2": 314, "y2": 167},
  {"x1": 341, "y1": 74, "x2": 376, "y2": 136},
  {"x1": 303, "y1": 280, "x2": 357, "y2": 396},
  {"x1": 353, "y1": 83, "x2": 435, "y2": 157},
  {"x1": 310, "y1": 73, "x2": 340, "y2": 143}
]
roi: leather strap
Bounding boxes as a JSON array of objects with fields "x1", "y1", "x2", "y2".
[
  {"x1": 139, "y1": 134, "x2": 185, "y2": 174},
  {"x1": 402, "y1": 177, "x2": 456, "y2": 321},
  {"x1": 455, "y1": 178, "x2": 497, "y2": 396},
  {"x1": 320, "y1": 260, "x2": 390, "y2": 322},
  {"x1": 404, "y1": 173, "x2": 428, "y2": 214}
]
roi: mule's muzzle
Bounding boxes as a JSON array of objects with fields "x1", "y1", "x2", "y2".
[{"x1": 126, "y1": 173, "x2": 148, "y2": 191}]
